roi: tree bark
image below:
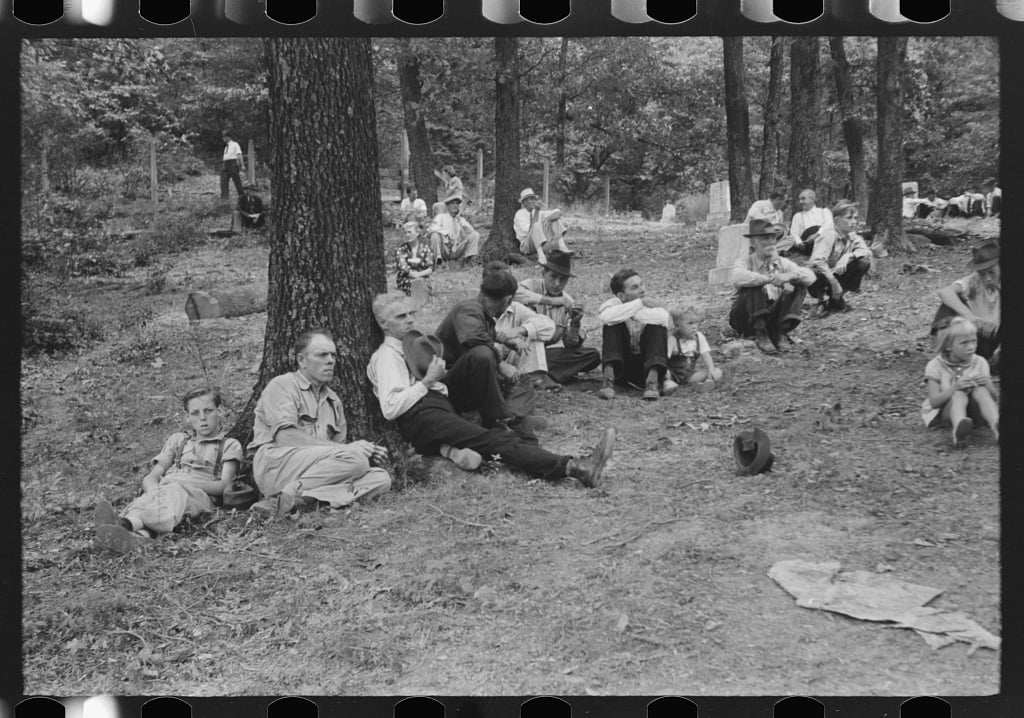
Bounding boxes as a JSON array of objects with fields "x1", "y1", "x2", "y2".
[
  {"x1": 555, "y1": 36, "x2": 569, "y2": 170},
  {"x1": 482, "y1": 37, "x2": 524, "y2": 262},
  {"x1": 232, "y1": 38, "x2": 404, "y2": 474},
  {"x1": 829, "y1": 37, "x2": 869, "y2": 211},
  {"x1": 758, "y1": 36, "x2": 786, "y2": 198},
  {"x1": 723, "y1": 36, "x2": 755, "y2": 223},
  {"x1": 869, "y1": 37, "x2": 913, "y2": 254},
  {"x1": 787, "y1": 37, "x2": 823, "y2": 205},
  {"x1": 397, "y1": 38, "x2": 437, "y2": 201}
]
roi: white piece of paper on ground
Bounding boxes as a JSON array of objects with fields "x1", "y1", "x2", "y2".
[{"x1": 768, "y1": 559, "x2": 1000, "y2": 652}]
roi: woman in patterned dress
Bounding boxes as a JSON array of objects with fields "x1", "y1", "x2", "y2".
[{"x1": 395, "y1": 220, "x2": 435, "y2": 295}]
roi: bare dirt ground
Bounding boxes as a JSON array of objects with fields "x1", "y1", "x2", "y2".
[{"x1": 21, "y1": 199, "x2": 999, "y2": 696}]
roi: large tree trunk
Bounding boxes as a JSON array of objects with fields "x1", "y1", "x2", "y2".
[
  {"x1": 869, "y1": 37, "x2": 913, "y2": 255},
  {"x1": 829, "y1": 36, "x2": 869, "y2": 211},
  {"x1": 723, "y1": 36, "x2": 755, "y2": 223},
  {"x1": 397, "y1": 38, "x2": 437, "y2": 201},
  {"x1": 555, "y1": 36, "x2": 569, "y2": 170},
  {"x1": 787, "y1": 37, "x2": 823, "y2": 204},
  {"x1": 758, "y1": 36, "x2": 786, "y2": 198},
  {"x1": 232, "y1": 38, "x2": 403, "y2": 473},
  {"x1": 482, "y1": 37, "x2": 524, "y2": 262}
]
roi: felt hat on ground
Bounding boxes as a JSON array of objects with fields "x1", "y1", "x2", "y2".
[
  {"x1": 970, "y1": 240, "x2": 999, "y2": 271},
  {"x1": 443, "y1": 189, "x2": 464, "y2": 205},
  {"x1": 223, "y1": 479, "x2": 259, "y2": 510},
  {"x1": 800, "y1": 225, "x2": 821, "y2": 241},
  {"x1": 744, "y1": 218, "x2": 786, "y2": 240},
  {"x1": 402, "y1": 329, "x2": 445, "y2": 380},
  {"x1": 733, "y1": 428, "x2": 775, "y2": 476},
  {"x1": 519, "y1": 188, "x2": 540, "y2": 203},
  {"x1": 538, "y1": 249, "x2": 576, "y2": 278}
]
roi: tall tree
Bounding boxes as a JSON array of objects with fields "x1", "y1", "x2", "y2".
[
  {"x1": 869, "y1": 37, "x2": 912, "y2": 255},
  {"x1": 554, "y1": 36, "x2": 570, "y2": 169},
  {"x1": 723, "y1": 36, "x2": 755, "y2": 222},
  {"x1": 397, "y1": 38, "x2": 438, "y2": 201},
  {"x1": 787, "y1": 37, "x2": 823, "y2": 203},
  {"x1": 232, "y1": 38, "x2": 402, "y2": 467},
  {"x1": 829, "y1": 36, "x2": 868, "y2": 210},
  {"x1": 482, "y1": 37, "x2": 524, "y2": 262},
  {"x1": 758, "y1": 36, "x2": 786, "y2": 198}
]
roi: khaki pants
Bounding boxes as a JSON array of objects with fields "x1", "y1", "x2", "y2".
[
  {"x1": 519, "y1": 215, "x2": 569, "y2": 263},
  {"x1": 123, "y1": 480, "x2": 215, "y2": 535},
  {"x1": 430, "y1": 230, "x2": 480, "y2": 262},
  {"x1": 254, "y1": 444, "x2": 392, "y2": 507}
]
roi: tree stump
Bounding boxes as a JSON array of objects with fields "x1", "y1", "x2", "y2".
[{"x1": 185, "y1": 288, "x2": 267, "y2": 320}]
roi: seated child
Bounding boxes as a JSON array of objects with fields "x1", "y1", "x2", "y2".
[
  {"x1": 395, "y1": 219, "x2": 435, "y2": 295},
  {"x1": 664, "y1": 306, "x2": 723, "y2": 394},
  {"x1": 931, "y1": 240, "x2": 999, "y2": 363},
  {"x1": 94, "y1": 388, "x2": 242, "y2": 553},
  {"x1": 921, "y1": 317, "x2": 999, "y2": 448}
]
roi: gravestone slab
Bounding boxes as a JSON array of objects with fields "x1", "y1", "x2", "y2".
[
  {"x1": 708, "y1": 223, "x2": 749, "y2": 286},
  {"x1": 708, "y1": 180, "x2": 731, "y2": 226}
]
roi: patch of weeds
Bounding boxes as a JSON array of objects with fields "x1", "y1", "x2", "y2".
[
  {"x1": 21, "y1": 299, "x2": 105, "y2": 357},
  {"x1": 114, "y1": 303, "x2": 156, "y2": 333},
  {"x1": 143, "y1": 265, "x2": 170, "y2": 295}
]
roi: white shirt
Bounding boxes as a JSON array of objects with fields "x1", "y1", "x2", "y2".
[
  {"x1": 430, "y1": 212, "x2": 475, "y2": 241},
  {"x1": 746, "y1": 199, "x2": 784, "y2": 225},
  {"x1": 222, "y1": 140, "x2": 243, "y2": 162},
  {"x1": 401, "y1": 198, "x2": 428, "y2": 215},
  {"x1": 494, "y1": 301, "x2": 556, "y2": 345},
  {"x1": 366, "y1": 336, "x2": 448, "y2": 422},
  {"x1": 513, "y1": 207, "x2": 560, "y2": 242},
  {"x1": 598, "y1": 297, "x2": 671, "y2": 353},
  {"x1": 790, "y1": 206, "x2": 834, "y2": 244}
]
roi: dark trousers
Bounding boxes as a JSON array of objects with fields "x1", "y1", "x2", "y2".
[
  {"x1": 220, "y1": 160, "x2": 244, "y2": 199},
  {"x1": 808, "y1": 257, "x2": 871, "y2": 301},
  {"x1": 546, "y1": 345, "x2": 602, "y2": 383},
  {"x1": 930, "y1": 304, "x2": 1000, "y2": 359},
  {"x1": 729, "y1": 285, "x2": 808, "y2": 337},
  {"x1": 396, "y1": 393, "x2": 568, "y2": 480},
  {"x1": 601, "y1": 323, "x2": 668, "y2": 386},
  {"x1": 444, "y1": 345, "x2": 512, "y2": 425}
]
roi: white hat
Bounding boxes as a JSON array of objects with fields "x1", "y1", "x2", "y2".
[
  {"x1": 519, "y1": 188, "x2": 539, "y2": 203},
  {"x1": 443, "y1": 189, "x2": 463, "y2": 204}
]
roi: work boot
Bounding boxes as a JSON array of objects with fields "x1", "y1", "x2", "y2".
[
  {"x1": 755, "y1": 326, "x2": 778, "y2": 355},
  {"x1": 566, "y1": 428, "x2": 616, "y2": 488},
  {"x1": 440, "y1": 444, "x2": 483, "y2": 471},
  {"x1": 95, "y1": 524, "x2": 152, "y2": 554},
  {"x1": 661, "y1": 378, "x2": 680, "y2": 396},
  {"x1": 598, "y1": 379, "x2": 616, "y2": 400},
  {"x1": 642, "y1": 380, "x2": 660, "y2": 401}
]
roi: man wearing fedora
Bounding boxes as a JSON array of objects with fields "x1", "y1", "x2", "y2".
[
  {"x1": 428, "y1": 190, "x2": 480, "y2": 267},
  {"x1": 730, "y1": 218, "x2": 816, "y2": 354},
  {"x1": 807, "y1": 199, "x2": 873, "y2": 314},
  {"x1": 515, "y1": 250, "x2": 602, "y2": 385},
  {"x1": 514, "y1": 188, "x2": 571, "y2": 265},
  {"x1": 932, "y1": 239, "x2": 1000, "y2": 361},
  {"x1": 368, "y1": 292, "x2": 616, "y2": 487},
  {"x1": 248, "y1": 329, "x2": 392, "y2": 515},
  {"x1": 783, "y1": 189, "x2": 833, "y2": 258},
  {"x1": 236, "y1": 183, "x2": 265, "y2": 230}
]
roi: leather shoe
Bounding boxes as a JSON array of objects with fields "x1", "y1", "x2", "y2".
[
  {"x1": 755, "y1": 328, "x2": 778, "y2": 354},
  {"x1": 567, "y1": 428, "x2": 616, "y2": 488}
]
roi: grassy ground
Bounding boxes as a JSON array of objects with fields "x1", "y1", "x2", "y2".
[{"x1": 21, "y1": 193, "x2": 1000, "y2": 695}]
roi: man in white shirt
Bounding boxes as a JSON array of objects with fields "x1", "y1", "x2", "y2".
[
  {"x1": 400, "y1": 187, "x2": 428, "y2": 218},
  {"x1": 220, "y1": 131, "x2": 245, "y2": 201},
  {"x1": 367, "y1": 292, "x2": 615, "y2": 487},
  {"x1": 745, "y1": 190, "x2": 787, "y2": 226},
  {"x1": 428, "y1": 190, "x2": 480, "y2": 267},
  {"x1": 513, "y1": 188, "x2": 570, "y2": 265},
  {"x1": 597, "y1": 269, "x2": 671, "y2": 401},
  {"x1": 783, "y1": 188, "x2": 834, "y2": 257},
  {"x1": 982, "y1": 178, "x2": 1002, "y2": 217}
]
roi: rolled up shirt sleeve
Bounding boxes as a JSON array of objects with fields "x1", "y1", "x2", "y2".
[
  {"x1": 515, "y1": 279, "x2": 544, "y2": 307},
  {"x1": 253, "y1": 376, "x2": 300, "y2": 444},
  {"x1": 598, "y1": 297, "x2": 641, "y2": 325}
]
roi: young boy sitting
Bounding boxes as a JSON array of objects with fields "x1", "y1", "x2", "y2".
[
  {"x1": 94, "y1": 388, "x2": 242, "y2": 554},
  {"x1": 664, "y1": 305, "x2": 723, "y2": 394}
]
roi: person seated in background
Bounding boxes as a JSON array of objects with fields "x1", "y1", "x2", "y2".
[
  {"x1": 434, "y1": 164, "x2": 464, "y2": 202},
  {"x1": 746, "y1": 189, "x2": 787, "y2": 226},
  {"x1": 916, "y1": 189, "x2": 948, "y2": 219},
  {"x1": 902, "y1": 186, "x2": 922, "y2": 219},
  {"x1": 400, "y1": 186, "x2": 428, "y2": 219},
  {"x1": 807, "y1": 200, "x2": 873, "y2": 315},
  {"x1": 982, "y1": 178, "x2": 1002, "y2": 218},
  {"x1": 931, "y1": 240, "x2": 1000, "y2": 363},
  {"x1": 730, "y1": 219, "x2": 816, "y2": 354},
  {"x1": 946, "y1": 190, "x2": 971, "y2": 218},
  {"x1": 782, "y1": 188, "x2": 833, "y2": 258},
  {"x1": 428, "y1": 191, "x2": 480, "y2": 268},
  {"x1": 515, "y1": 250, "x2": 602, "y2": 386},
  {"x1": 514, "y1": 188, "x2": 571, "y2": 265},
  {"x1": 966, "y1": 187, "x2": 987, "y2": 217},
  {"x1": 395, "y1": 219, "x2": 435, "y2": 295},
  {"x1": 236, "y1": 184, "x2": 266, "y2": 229},
  {"x1": 597, "y1": 269, "x2": 671, "y2": 401}
]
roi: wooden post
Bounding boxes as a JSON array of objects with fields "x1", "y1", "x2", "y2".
[
  {"x1": 40, "y1": 137, "x2": 49, "y2": 194},
  {"x1": 543, "y1": 159, "x2": 550, "y2": 207},
  {"x1": 605, "y1": 176, "x2": 611, "y2": 216},
  {"x1": 247, "y1": 139, "x2": 256, "y2": 185},
  {"x1": 477, "y1": 146, "x2": 484, "y2": 208},
  {"x1": 150, "y1": 136, "x2": 158, "y2": 208},
  {"x1": 400, "y1": 130, "x2": 410, "y2": 191}
]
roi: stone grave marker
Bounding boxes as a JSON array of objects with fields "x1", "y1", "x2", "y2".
[
  {"x1": 708, "y1": 180, "x2": 731, "y2": 226},
  {"x1": 707, "y1": 223, "x2": 749, "y2": 286}
]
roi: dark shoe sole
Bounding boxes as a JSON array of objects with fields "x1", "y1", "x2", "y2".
[
  {"x1": 94, "y1": 499, "x2": 119, "y2": 528},
  {"x1": 96, "y1": 524, "x2": 151, "y2": 554},
  {"x1": 588, "y1": 428, "x2": 617, "y2": 485}
]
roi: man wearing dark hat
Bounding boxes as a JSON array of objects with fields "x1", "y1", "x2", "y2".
[
  {"x1": 514, "y1": 188, "x2": 570, "y2": 264},
  {"x1": 783, "y1": 189, "x2": 833, "y2": 258},
  {"x1": 428, "y1": 190, "x2": 480, "y2": 267},
  {"x1": 730, "y1": 219, "x2": 816, "y2": 354},
  {"x1": 367, "y1": 292, "x2": 616, "y2": 487},
  {"x1": 236, "y1": 183, "x2": 265, "y2": 229},
  {"x1": 807, "y1": 199, "x2": 873, "y2": 314},
  {"x1": 932, "y1": 240, "x2": 1000, "y2": 360},
  {"x1": 220, "y1": 131, "x2": 245, "y2": 201},
  {"x1": 515, "y1": 250, "x2": 602, "y2": 385}
]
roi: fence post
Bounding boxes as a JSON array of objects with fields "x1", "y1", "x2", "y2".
[
  {"x1": 247, "y1": 139, "x2": 256, "y2": 185},
  {"x1": 605, "y1": 176, "x2": 610, "y2": 216},
  {"x1": 400, "y1": 130, "x2": 410, "y2": 191},
  {"x1": 543, "y1": 159, "x2": 549, "y2": 207},
  {"x1": 477, "y1": 147, "x2": 483, "y2": 208},
  {"x1": 150, "y1": 135, "x2": 158, "y2": 209}
]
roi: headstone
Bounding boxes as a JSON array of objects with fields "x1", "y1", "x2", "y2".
[
  {"x1": 902, "y1": 181, "x2": 919, "y2": 199},
  {"x1": 708, "y1": 180, "x2": 731, "y2": 226},
  {"x1": 660, "y1": 202, "x2": 677, "y2": 223},
  {"x1": 410, "y1": 278, "x2": 429, "y2": 309},
  {"x1": 708, "y1": 223, "x2": 749, "y2": 286}
]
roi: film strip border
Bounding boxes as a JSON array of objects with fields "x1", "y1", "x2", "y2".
[{"x1": 2, "y1": 0, "x2": 1024, "y2": 31}]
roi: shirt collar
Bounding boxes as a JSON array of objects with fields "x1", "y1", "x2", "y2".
[
  {"x1": 192, "y1": 431, "x2": 228, "y2": 443},
  {"x1": 292, "y1": 371, "x2": 338, "y2": 401},
  {"x1": 384, "y1": 335, "x2": 404, "y2": 353}
]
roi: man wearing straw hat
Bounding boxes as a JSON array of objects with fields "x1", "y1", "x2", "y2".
[
  {"x1": 428, "y1": 190, "x2": 480, "y2": 267},
  {"x1": 367, "y1": 292, "x2": 616, "y2": 488},
  {"x1": 514, "y1": 188, "x2": 571, "y2": 265}
]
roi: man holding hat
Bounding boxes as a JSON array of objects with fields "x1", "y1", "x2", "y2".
[
  {"x1": 428, "y1": 190, "x2": 480, "y2": 267},
  {"x1": 730, "y1": 218, "x2": 816, "y2": 354},
  {"x1": 807, "y1": 199, "x2": 873, "y2": 314},
  {"x1": 514, "y1": 188, "x2": 570, "y2": 265},
  {"x1": 784, "y1": 189, "x2": 833, "y2": 257},
  {"x1": 220, "y1": 131, "x2": 245, "y2": 201},
  {"x1": 932, "y1": 239, "x2": 1000, "y2": 361},
  {"x1": 515, "y1": 249, "x2": 602, "y2": 385},
  {"x1": 367, "y1": 292, "x2": 616, "y2": 487}
]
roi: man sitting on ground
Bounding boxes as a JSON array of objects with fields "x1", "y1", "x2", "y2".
[
  {"x1": 807, "y1": 199, "x2": 873, "y2": 314},
  {"x1": 514, "y1": 188, "x2": 571, "y2": 265},
  {"x1": 236, "y1": 184, "x2": 266, "y2": 230},
  {"x1": 746, "y1": 189, "x2": 787, "y2": 226},
  {"x1": 428, "y1": 190, "x2": 480, "y2": 268},
  {"x1": 400, "y1": 186, "x2": 429, "y2": 219},
  {"x1": 248, "y1": 329, "x2": 392, "y2": 515},
  {"x1": 597, "y1": 269, "x2": 671, "y2": 401},
  {"x1": 783, "y1": 188, "x2": 833, "y2": 257},
  {"x1": 367, "y1": 292, "x2": 615, "y2": 487},
  {"x1": 515, "y1": 250, "x2": 602, "y2": 386},
  {"x1": 730, "y1": 219, "x2": 816, "y2": 354}
]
